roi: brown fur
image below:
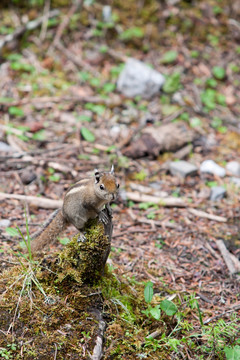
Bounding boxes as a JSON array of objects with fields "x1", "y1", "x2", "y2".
[
  {"x1": 31, "y1": 170, "x2": 119, "y2": 254},
  {"x1": 30, "y1": 209, "x2": 69, "y2": 253},
  {"x1": 101, "y1": 174, "x2": 118, "y2": 193}
]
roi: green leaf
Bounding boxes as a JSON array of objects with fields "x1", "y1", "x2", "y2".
[
  {"x1": 144, "y1": 281, "x2": 154, "y2": 303},
  {"x1": 7, "y1": 53, "x2": 22, "y2": 61},
  {"x1": 211, "y1": 116, "x2": 222, "y2": 128},
  {"x1": 161, "y1": 50, "x2": 178, "y2": 64},
  {"x1": 160, "y1": 299, "x2": 178, "y2": 316},
  {"x1": 102, "y1": 82, "x2": 115, "y2": 94},
  {"x1": 216, "y1": 93, "x2": 226, "y2": 106},
  {"x1": 218, "y1": 126, "x2": 227, "y2": 134},
  {"x1": 99, "y1": 45, "x2": 108, "y2": 53},
  {"x1": 32, "y1": 130, "x2": 46, "y2": 141},
  {"x1": 139, "y1": 202, "x2": 156, "y2": 210},
  {"x1": 80, "y1": 127, "x2": 95, "y2": 142},
  {"x1": 206, "y1": 78, "x2": 217, "y2": 88},
  {"x1": 6, "y1": 227, "x2": 19, "y2": 237},
  {"x1": 120, "y1": 27, "x2": 144, "y2": 41},
  {"x1": 147, "y1": 212, "x2": 156, "y2": 220},
  {"x1": 76, "y1": 114, "x2": 92, "y2": 122},
  {"x1": 163, "y1": 72, "x2": 181, "y2": 93},
  {"x1": 0, "y1": 97, "x2": 14, "y2": 103},
  {"x1": 224, "y1": 345, "x2": 240, "y2": 360},
  {"x1": 206, "y1": 181, "x2": 218, "y2": 188},
  {"x1": 190, "y1": 117, "x2": 202, "y2": 128},
  {"x1": 212, "y1": 66, "x2": 226, "y2": 80},
  {"x1": 190, "y1": 50, "x2": 199, "y2": 58},
  {"x1": 8, "y1": 106, "x2": 24, "y2": 117},
  {"x1": 49, "y1": 174, "x2": 60, "y2": 182},
  {"x1": 149, "y1": 306, "x2": 161, "y2": 320},
  {"x1": 85, "y1": 103, "x2": 106, "y2": 115},
  {"x1": 59, "y1": 237, "x2": 70, "y2": 245},
  {"x1": 201, "y1": 89, "x2": 216, "y2": 110}
]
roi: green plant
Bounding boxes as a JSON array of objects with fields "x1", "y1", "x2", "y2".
[
  {"x1": 163, "y1": 72, "x2": 181, "y2": 93},
  {"x1": 142, "y1": 282, "x2": 178, "y2": 321},
  {"x1": 80, "y1": 127, "x2": 95, "y2": 142},
  {"x1": 161, "y1": 50, "x2": 178, "y2": 64},
  {"x1": 119, "y1": 27, "x2": 144, "y2": 41},
  {"x1": 133, "y1": 170, "x2": 147, "y2": 181},
  {"x1": 212, "y1": 66, "x2": 225, "y2": 80}
]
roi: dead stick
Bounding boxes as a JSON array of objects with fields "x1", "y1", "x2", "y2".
[
  {"x1": 52, "y1": 0, "x2": 82, "y2": 47},
  {"x1": 204, "y1": 304, "x2": 240, "y2": 325},
  {"x1": 0, "y1": 9, "x2": 60, "y2": 51},
  {"x1": 125, "y1": 191, "x2": 187, "y2": 207},
  {"x1": 216, "y1": 239, "x2": 236, "y2": 275},
  {"x1": 0, "y1": 193, "x2": 62, "y2": 209},
  {"x1": 188, "y1": 208, "x2": 227, "y2": 223}
]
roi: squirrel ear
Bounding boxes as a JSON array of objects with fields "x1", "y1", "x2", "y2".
[
  {"x1": 110, "y1": 164, "x2": 114, "y2": 174},
  {"x1": 94, "y1": 169, "x2": 100, "y2": 183}
]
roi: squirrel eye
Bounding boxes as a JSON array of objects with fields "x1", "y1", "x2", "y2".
[{"x1": 100, "y1": 184, "x2": 105, "y2": 190}]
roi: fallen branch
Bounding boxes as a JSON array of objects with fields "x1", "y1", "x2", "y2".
[
  {"x1": 216, "y1": 239, "x2": 239, "y2": 275},
  {"x1": 125, "y1": 191, "x2": 187, "y2": 207},
  {"x1": 204, "y1": 304, "x2": 240, "y2": 325},
  {"x1": 0, "y1": 95, "x2": 121, "y2": 108},
  {"x1": 0, "y1": 193, "x2": 62, "y2": 209},
  {"x1": 55, "y1": 41, "x2": 100, "y2": 77},
  {"x1": 90, "y1": 310, "x2": 106, "y2": 360},
  {"x1": 0, "y1": 9, "x2": 60, "y2": 51},
  {"x1": 188, "y1": 208, "x2": 227, "y2": 222}
]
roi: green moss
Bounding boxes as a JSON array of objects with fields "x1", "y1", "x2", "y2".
[{"x1": 57, "y1": 219, "x2": 110, "y2": 284}]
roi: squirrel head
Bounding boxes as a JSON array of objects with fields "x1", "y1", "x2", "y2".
[{"x1": 94, "y1": 166, "x2": 119, "y2": 202}]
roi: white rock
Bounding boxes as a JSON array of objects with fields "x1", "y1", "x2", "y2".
[
  {"x1": 169, "y1": 160, "x2": 198, "y2": 178},
  {"x1": 210, "y1": 186, "x2": 226, "y2": 201},
  {"x1": 102, "y1": 5, "x2": 112, "y2": 22},
  {"x1": 226, "y1": 161, "x2": 240, "y2": 176},
  {"x1": 200, "y1": 160, "x2": 226, "y2": 177},
  {"x1": 0, "y1": 219, "x2": 11, "y2": 228},
  {"x1": 230, "y1": 177, "x2": 240, "y2": 187},
  {"x1": 117, "y1": 58, "x2": 165, "y2": 99}
]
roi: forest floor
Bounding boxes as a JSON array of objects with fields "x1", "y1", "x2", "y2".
[{"x1": 0, "y1": 1, "x2": 240, "y2": 359}]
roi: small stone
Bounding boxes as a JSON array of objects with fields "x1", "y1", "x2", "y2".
[
  {"x1": 102, "y1": 5, "x2": 112, "y2": 22},
  {"x1": 210, "y1": 186, "x2": 226, "y2": 201},
  {"x1": 0, "y1": 219, "x2": 11, "y2": 228},
  {"x1": 200, "y1": 160, "x2": 226, "y2": 177},
  {"x1": 117, "y1": 58, "x2": 165, "y2": 99},
  {"x1": 226, "y1": 161, "x2": 240, "y2": 176},
  {"x1": 20, "y1": 169, "x2": 37, "y2": 185},
  {"x1": 230, "y1": 177, "x2": 240, "y2": 187},
  {"x1": 0, "y1": 141, "x2": 13, "y2": 152},
  {"x1": 169, "y1": 160, "x2": 198, "y2": 178}
]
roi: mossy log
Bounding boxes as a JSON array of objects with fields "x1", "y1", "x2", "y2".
[
  {"x1": 0, "y1": 208, "x2": 114, "y2": 360},
  {"x1": 56, "y1": 207, "x2": 113, "y2": 285}
]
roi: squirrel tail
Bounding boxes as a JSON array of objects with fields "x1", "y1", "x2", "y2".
[{"x1": 30, "y1": 209, "x2": 68, "y2": 253}]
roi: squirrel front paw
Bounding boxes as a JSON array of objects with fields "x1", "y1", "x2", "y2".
[{"x1": 99, "y1": 211, "x2": 109, "y2": 225}]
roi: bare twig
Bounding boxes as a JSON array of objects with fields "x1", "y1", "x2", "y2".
[
  {"x1": 0, "y1": 193, "x2": 62, "y2": 209},
  {"x1": 39, "y1": 0, "x2": 51, "y2": 41},
  {"x1": 55, "y1": 41, "x2": 99, "y2": 76},
  {"x1": 0, "y1": 94, "x2": 121, "y2": 108},
  {"x1": 52, "y1": 0, "x2": 82, "y2": 47},
  {"x1": 216, "y1": 239, "x2": 239, "y2": 275},
  {"x1": 188, "y1": 208, "x2": 227, "y2": 223},
  {"x1": 125, "y1": 191, "x2": 187, "y2": 207},
  {"x1": 90, "y1": 310, "x2": 106, "y2": 360},
  {"x1": 204, "y1": 304, "x2": 240, "y2": 325},
  {"x1": 0, "y1": 9, "x2": 60, "y2": 51}
]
